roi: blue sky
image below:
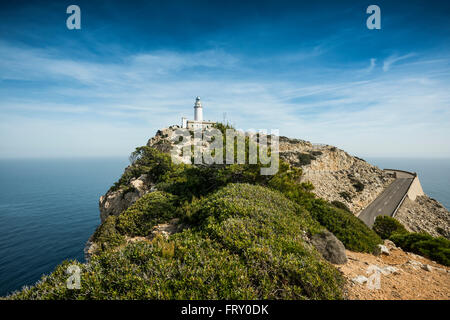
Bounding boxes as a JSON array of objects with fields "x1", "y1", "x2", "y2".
[{"x1": 0, "y1": 0, "x2": 449, "y2": 158}]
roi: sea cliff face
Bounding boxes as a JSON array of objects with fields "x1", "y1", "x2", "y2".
[{"x1": 99, "y1": 173, "x2": 153, "y2": 223}]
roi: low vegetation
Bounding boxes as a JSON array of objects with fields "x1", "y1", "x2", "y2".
[
  {"x1": 8, "y1": 133, "x2": 396, "y2": 299},
  {"x1": 339, "y1": 191, "x2": 352, "y2": 201},
  {"x1": 352, "y1": 180, "x2": 365, "y2": 192},
  {"x1": 297, "y1": 151, "x2": 321, "y2": 166},
  {"x1": 373, "y1": 215, "x2": 408, "y2": 239},
  {"x1": 91, "y1": 216, "x2": 125, "y2": 251},
  {"x1": 11, "y1": 184, "x2": 344, "y2": 300},
  {"x1": 373, "y1": 216, "x2": 450, "y2": 266},
  {"x1": 331, "y1": 200, "x2": 351, "y2": 213},
  {"x1": 390, "y1": 232, "x2": 450, "y2": 266},
  {"x1": 116, "y1": 191, "x2": 180, "y2": 237},
  {"x1": 308, "y1": 200, "x2": 382, "y2": 253}
]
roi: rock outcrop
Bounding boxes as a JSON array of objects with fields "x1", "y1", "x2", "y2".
[
  {"x1": 395, "y1": 195, "x2": 450, "y2": 239},
  {"x1": 278, "y1": 137, "x2": 395, "y2": 215},
  {"x1": 99, "y1": 174, "x2": 154, "y2": 223},
  {"x1": 310, "y1": 230, "x2": 348, "y2": 264}
]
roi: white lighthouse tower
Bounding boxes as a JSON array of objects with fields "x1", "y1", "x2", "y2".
[
  {"x1": 194, "y1": 96, "x2": 203, "y2": 122},
  {"x1": 181, "y1": 97, "x2": 215, "y2": 129}
]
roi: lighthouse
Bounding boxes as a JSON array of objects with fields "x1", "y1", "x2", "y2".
[
  {"x1": 181, "y1": 97, "x2": 216, "y2": 129},
  {"x1": 194, "y1": 96, "x2": 203, "y2": 122}
]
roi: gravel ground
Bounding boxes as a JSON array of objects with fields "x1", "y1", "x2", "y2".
[{"x1": 335, "y1": 241, "x2": 450, "y2": 300}]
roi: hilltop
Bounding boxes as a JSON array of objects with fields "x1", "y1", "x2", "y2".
[
  {"x1": 6, "y1": 125, "x2": 449, "y2": 300},
  {"x1": 100, "y1": 126, "x2": 449, "y2": 238}
]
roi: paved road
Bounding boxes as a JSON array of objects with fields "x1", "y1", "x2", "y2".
[{"x1": 358, "y1": 178, "x2": 413, "y2": 227}]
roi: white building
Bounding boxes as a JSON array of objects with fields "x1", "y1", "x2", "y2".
[{"x1": 181, "y1": 97, "x2": 216, "y2": 129}]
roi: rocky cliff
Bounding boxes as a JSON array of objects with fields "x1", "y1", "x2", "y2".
[
  {"x1": 395, "y1": 195, "x2": 450, "y2": 238},
  {"x1": 278, "y1": 137, "x2": 395, "y2": 215}
]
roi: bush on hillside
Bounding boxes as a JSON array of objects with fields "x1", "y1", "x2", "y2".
[
  {"x1": 267, "y1": 163, "x2": 316, "y2": 209},
  {"x1": 92, "y1": 216, "x2": 125, "y2": 251},
  {"x1": 339, "y1": 191, "x2": 352, "y2": 201},
  {"x1": 298, "y1": 153, "x2": 314, "y2": 166},
  {"x1": 9, "y1": 184, "x2": 345, "y2": 300},
  {"x1": 331, "y1": 200, "x2": 351, "y2": 213},
  {"x1": 373, "y1": 215, "x2": 408, "y2": 239},
  {"x1": 110, "y1": 146, "x2": 175, "y2": 192},
  {"x1": 352, "y1": 180, "x2": 364, "y2": 192},
  {"x1": 186, "y1": 183, "x2": 344, "y2": 299},
  {"x1": 116, "y1": 191, "x2": 180, "y2": 237},
  {"x1": 309, "y1": 200, "x2": 382, "y2": 253},
  {"x1": 390, "y1": 232, "x2": 450, "y2": 266},
  {"x1": 9, "y1": 234, "x2": 258, "y2": 300},
  {"x1": 371, "y1": 216, "x2": 449, "y2": 266}
]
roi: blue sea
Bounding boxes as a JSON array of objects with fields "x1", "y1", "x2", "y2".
[
  {"x1": 367, "y1": 158, "x2": 450, "y2": 210},
  {"x1": 0, "y1": 158, "x2": 128, "y2": 296},
  {"x1": 0, "y1": 157, "x2": 449, "y2": 296}
]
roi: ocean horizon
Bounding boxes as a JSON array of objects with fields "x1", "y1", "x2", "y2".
[{"x1": 0, "y1": 157, "x2": 449, "y2": 296}]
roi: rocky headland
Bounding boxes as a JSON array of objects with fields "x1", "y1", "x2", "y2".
[{"x1": 98, "y1": 126, "x2": 449, "y2": 239}]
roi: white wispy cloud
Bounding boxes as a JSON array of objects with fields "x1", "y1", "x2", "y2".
[
  {"x1": 367, "y1": 58, "x2": 376, "y2": 72},
  {"x1": 0, "y1": 42, "x2": 449, "y2": 158},
  {"x1": 382, "y1": 53, "x2": 416, "y2": 72}
]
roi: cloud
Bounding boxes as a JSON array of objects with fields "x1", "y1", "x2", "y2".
[
  {"x1": 0, "y1": 42, "x2": 449, "y2": 158},
  {"x1": 382, "y1": 53, "x2": 415, "y2": 72},
  {"x1": 366, "y1": 58, "x2": 376, "y2": 72}
]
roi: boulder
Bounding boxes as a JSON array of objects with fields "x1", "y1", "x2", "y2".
[
  {"x1": 384, "y1": 239, "x2": 396, "y2": 249},
  {"x1": 149, "y1": 218, "x2": 183, "y2": 240},
  {"x1": 352, "y1": 275, "x2": 368, "y2": 284},
  {"x1": 422, "y1": 264, "x2": 433, "y2": 272},
  {"x1": 405, "y1": 259, "x2": 423, "y2": 270},
  {"x1": 311, "y1": 230, "x2": 348, "y2": 264},
  {"x1": 380, "y1": 266, "x2": 400, "y2": 275},
  {"x1": 378, "y1": 244, "x2": 390, "y2": 255}
]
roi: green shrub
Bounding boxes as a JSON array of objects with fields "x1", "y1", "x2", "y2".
[
  {"x1": 373, "y1": 215, "x2": 408, "y2": 239},
  {"x1": 9, "y1": 234, "x2": 258, "y2": 300},
  {"x1": 9, "y1": 184, "x2": 344, "y2": 300},
  {"x1": 372, "y1": 216, "x2": 450, "y2": 266},
  {"x1": 187, "y1": 183, "x2": 344, "y2": 299},
  {"x1": 339, "y1": 191, "x2": 352, "y2": 201},
  {"x1": 267, "y1": 162, "x2": 316, "y2": 209},
  {"x1": 110, "y1": 146, "x2": 175, "y2": 192},
  {"x1": 116, "y1": 191, "x2": 180, "y2": 237},
  {"x1": 92, "y1": 216, "x2": 125, "y2": 251},
  {"x1": 309, "y1": 199, "x2": 382, "y2": 253},
  {"x1": 298, "y1": 153, "x2": 314, "y2": 165},
  {"x1": 331, "y1": 200, "x2": 351, "y2": 213},
  {"x1": 352, "y1": 180, "x2": 364, "y2": 192},
  {"x1": 109, "y1": 166, "x2": 145, "y2": 192},
  {"x1": 390, "y1": 232, "x2": 450, "y2": 266},
  {"x1": 212, "y1": 122, "x2": 234, "y2": 135}
]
